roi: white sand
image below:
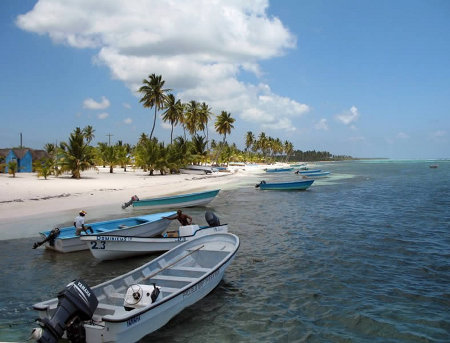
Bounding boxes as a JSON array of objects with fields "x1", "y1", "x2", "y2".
[{"x1": 0, "y1": 165, "x2": 270, "y2": 240}]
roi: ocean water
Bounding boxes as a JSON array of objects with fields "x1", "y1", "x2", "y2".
[{"x1": 0, "y1": 160, "x2": 449, "y2": 342}]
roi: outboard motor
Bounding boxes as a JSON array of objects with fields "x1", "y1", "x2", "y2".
[
  {"x1": 122, "y1": 195, "x2": 139, "y2": 209},
  {"x1": 205, "y1": 211, "x2": 220, "y2": 227},
  {"x1": 33, "y1": 228, "x2": 60, "y2": 249},
  {"x1": 255, "y1": 180, "x2": 266, "y2": 188},
  {"x1": 31, "y1": 279, "x2": 98, "y2": 343}
]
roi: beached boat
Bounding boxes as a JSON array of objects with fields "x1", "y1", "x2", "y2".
[
  {"x1": 81, "y1": 223, "x2": 229, "y2": 261},
  {"x1": 127, "y1": 189, "x2": 220, "y2": 209},
  {"x1": 179, "y1": 165, "x2": 219, "y2": 175},
  {"x1": 31, "y1": 233, "x2": 240, "y2": 343},
  {"x1": 255, "y1": 179, "x2": 314, "y2": 190},
  {"x1": 265, "y1": 167, "x2": 294, "y2": 173},
  {"x1": 33, "y1": 211, "x2": 176, "y2": 253},
  {"x1": 296, "y1": 170, "x2": 330, "y2": 177}
]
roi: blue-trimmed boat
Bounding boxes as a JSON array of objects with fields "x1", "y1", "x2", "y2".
[
  {"x1": 33, "y1": 211, "x2": 176, "y2": 253},
  {"x1": 128, "y1": 189, "x2": 220, "y2": 209},
  {"x1": 296, "y1": 170, "x2": 330, "y2": 177},
  {"x1": 265, "y1": 167, "x2": 294, "y2": 173},
  {"x1": 296, "y1": 169, "x2": 321, "y2": 174},
  {"x1": 255, "y1": 179, "x2": 314, "y2": 190}
]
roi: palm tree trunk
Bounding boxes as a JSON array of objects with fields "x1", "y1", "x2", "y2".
[{"x1": 150, "y1": 107, "x2": 157, "y2": 139}]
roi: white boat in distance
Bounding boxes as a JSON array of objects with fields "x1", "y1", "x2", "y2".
[
  {"x1": 32, "y1": 233, "x2": 240, "y2": 343},
  {"x1": 81, "y1": 223, "x2": 229, "y2": 261},
  {"x1": 179, "y1": 165, "x2": 219, "y2": 175}
]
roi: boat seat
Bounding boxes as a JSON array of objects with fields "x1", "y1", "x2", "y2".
[
  {"x1": 103, "y1": 285, "x2": 125, "y2": 300},
  {"x1": 158, "y1": 286, "x2": 179, "y2": 294},
  {"x1": 119, "y1": 225, "x2": 128, "y2": 229},
  {"x1": 151, "y1": 274, "x2": 197, "y2": 283},
  {"x1": 170, "y1": 266, "x2": 210, "y2": 273}
]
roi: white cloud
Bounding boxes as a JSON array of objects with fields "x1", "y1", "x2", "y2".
[
  {"x1": 336, "y1": 106, "x2": 360, "y2": 125},
  {"x1": 431, "y1": 130, "x2": 446, "y2": 138},
  {"x1": 98, "y1": 112, "x2": 109, "y2": 119},
  {"x1": 83, "y1": 96, "x2": 110, "y2": 110},
  {"x1": 123, "y1": 117, "x2": 132, "y2": 124},
  {"x1": 315, "y1": 118, "x2": 328, "y2": 130},
  {"x1": 262, "y1": 118, "x2": 296, "y2": 131},
  {"x1": 397, "y1": 132, "x2": 409, "y2": 139},
  {"x1": 123, "y1": 103, "x2": 131, "y2": 109},
  {"x1": 16, "y1": 0, "x2": 308, "y2": 132}
]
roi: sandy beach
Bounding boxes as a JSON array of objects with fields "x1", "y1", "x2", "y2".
[{"x1": 0, "y1": 165, "x2": 267, "y2": 240}]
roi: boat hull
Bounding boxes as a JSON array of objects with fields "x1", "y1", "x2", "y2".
[
  {"x1": 33, "y1": 233, "x2": 239, "y2": 343},
  {"x1": 40, "y1": 212, "x2": 175, "y2": 253},
  {"x1": 81, "y1": 224, "x2": 229, "y2": 261},
  {"x1": 132, "y1": 189, "x2": 220, "y2": 209},
  {"x1": 299, "y1": 171, "x2": 330, "y2": 177},
  {"x1": 265, "y1": 167, "x2": 294, "y2": 173},
  {"x1": 259, "y1": 179, "x2": 314, "y2": 190}
]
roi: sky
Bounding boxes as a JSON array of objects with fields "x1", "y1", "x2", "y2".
[{"x1": 1, "y1": 0, "x2": 449, "y2": 159}]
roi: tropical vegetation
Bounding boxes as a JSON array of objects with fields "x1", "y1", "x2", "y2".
[{"x1": 26, "y1": 73, "x2": 349, "y2": 178}]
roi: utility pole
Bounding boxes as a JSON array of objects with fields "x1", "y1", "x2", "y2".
[{"x1": 106, "y1": 133, "x2": 114, "y2": 146}]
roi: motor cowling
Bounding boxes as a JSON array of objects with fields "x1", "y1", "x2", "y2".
[
  {"x1": 205, "y1": 211, "x2": 220, "y2": 227},
  {"x1": 32, "y1": 279, "x2": 98, "y2": 343}
]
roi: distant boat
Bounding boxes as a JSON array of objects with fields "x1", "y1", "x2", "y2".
[
  {"x1": 33, "y1": 211, "x2": 175, "y2": 253},
  {"x1": 31, "y1": 233, "x2": 240, "y2": 343},
  {"x1": 125, "y1": 189, "x2": 220, "y2": 209},
  {"x1": 289, "y1": 163, "x2": 307, "y2": 168},
  {"x1": 429, "y1": 165, "x2": 438, "y2": 168},
  {"x1": 265, "y1": 167, "x2": 294, "y2": 173},
  {"x1": 81, "y1": 223, "x2": 229, "y2": 261},
  {"x1": 296, "y1": 169, "x2": 321, "y2": 174},
  {"x1": 255, "y1": 179, "x2": 314, "y2": 190},
  {"x1": 179, "y1": 165, "x2": 219, "y2": 175},
  {"x1": 295, "y1": 170, "x2": 330, "y2": 177}
]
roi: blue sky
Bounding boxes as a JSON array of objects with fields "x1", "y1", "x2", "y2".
[{"x1": 1, "y1": 0, "x2": 449, "y2": 159}]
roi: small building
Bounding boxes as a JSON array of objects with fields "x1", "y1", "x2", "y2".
[{"x1": 0, "y1": 148, "x2": 49, "y2": 173}]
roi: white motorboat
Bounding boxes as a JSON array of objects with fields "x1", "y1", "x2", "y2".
[{"x1": 31, "y1": 233, "x2": 240, "y2": 343}]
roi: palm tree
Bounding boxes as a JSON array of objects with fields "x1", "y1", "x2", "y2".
[
  {"x1": 83, "y1": 125, "x2": 95, "y2": 144},
  {"x1": 191, "y1": 134, "x2": 208, "y2": 165},
  {"x1": 59, "y1": 127, "x2": 96, "y2": 179},
  {"x1": 162, "y1": 94, "x2": 183, "y2": 144},
  {"x1": 138, "y1": 74, "x2": 171, "y2": 139},
  {"x1": 184, "y1": 100, "x2": 200, "y2": 137},
  {"x1": 245, "y1": 131, "x2": 254, "y2": 152},
  {"x1": 199, "y1": 102, "x2": 212, "y2": 145},
  {"x1": 215, "y1": 111, "x2": 235, "y2": 144}
]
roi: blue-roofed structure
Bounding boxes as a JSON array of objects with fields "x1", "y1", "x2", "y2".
[{"x1": 0, "y1": 148, "x2": 48, "y2": 173}]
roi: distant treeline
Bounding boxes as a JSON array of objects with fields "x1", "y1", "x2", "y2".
[{"x1": 288, "y1": 150, "x2": 353, "y2": 162}]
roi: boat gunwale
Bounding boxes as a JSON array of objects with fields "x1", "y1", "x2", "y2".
[
  {"x1": 80, "y1": 224, "x2": 229, "y2": 242},
  {"x1": 137, "y1": 189, "x2": 220, "y2": 202}
]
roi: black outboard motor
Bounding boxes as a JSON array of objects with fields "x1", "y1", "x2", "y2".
[
  {"x1": 122, "y1": 195, "x2": 139, "y2": 209},
  {"x1": 205, "y1": 211, "x2": 220, "y2": 227},
  {"x1": 32, "y1": 279, "x2": 98, "y2": 343},
  {"x1": 33, "y1": 228, "x2": 60, "y2": 249}
]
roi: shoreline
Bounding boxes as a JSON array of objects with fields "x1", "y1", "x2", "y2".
[{"x1": 0, "y1": 166, "x2": 267, "y2": 240}]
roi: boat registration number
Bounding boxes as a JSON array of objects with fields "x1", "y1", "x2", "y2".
[{"x1": 90, "y1": 241, "x2": 105, "y2": 249}]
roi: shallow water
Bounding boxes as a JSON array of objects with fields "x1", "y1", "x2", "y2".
[{"x1": 0, "y1": 160, "x2": 449, "y2": 342}]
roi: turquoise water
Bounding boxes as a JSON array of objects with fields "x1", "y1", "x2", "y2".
[{"x1": 0, "y1": 160, "x2": 449, "y2": 342}]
